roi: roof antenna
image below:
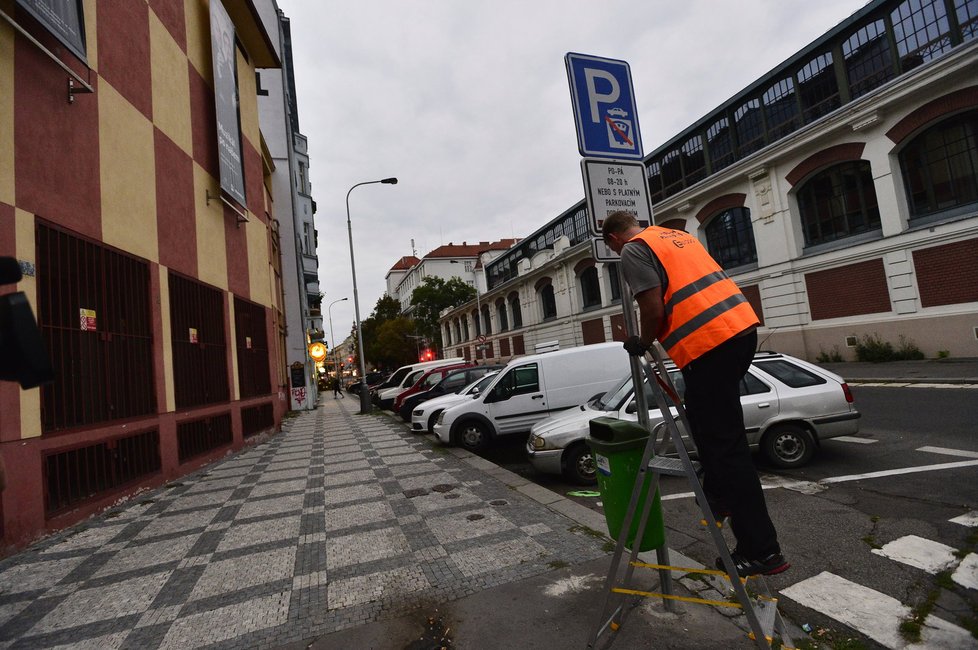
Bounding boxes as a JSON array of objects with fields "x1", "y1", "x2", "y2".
[
  {"x1": 757, "y1": 326, "x2": 778, "y2": 353},
  {"x1": 411, "y1": 238, "x2": 416, "y2": 257}
]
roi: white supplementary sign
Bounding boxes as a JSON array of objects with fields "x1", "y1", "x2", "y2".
[{"x1": 581, "y1": 158, "x2": 653, "y2": 237}]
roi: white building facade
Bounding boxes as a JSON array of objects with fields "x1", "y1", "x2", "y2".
[{"x1": 442, "y1": 0, "x2": 978, "y2": 365}]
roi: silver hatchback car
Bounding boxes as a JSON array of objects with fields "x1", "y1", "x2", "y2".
[{"x1": 527, "y1": 351, "x2": 860, "y2": 484}]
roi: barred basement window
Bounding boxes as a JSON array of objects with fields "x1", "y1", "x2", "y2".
[
  {"x1": 177, "y1": 414, "x2": 233, "y2": 463},
  {"x1": 242, "y1": 403, "x2": 273, "y2": 438},
  {"x1": 44, "y1": 430, "x2": 161, "y2": 515},
  {"x1": 35, "y1": 224, "x2": 156, "y2": 433}
]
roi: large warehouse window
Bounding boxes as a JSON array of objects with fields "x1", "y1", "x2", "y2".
[
  {"x1": 705, "y1": 207, "x2": 758, "y2": 270},
  {"x1": 797, "y1": 161, "x2": 881, "y2": 247},
  {"x1": 891, "y1": 0, "x2": 952, "y2": 72},
  {"x1": 843, "y1": 19, "x2": 896, "y2": 99},
  {"x1": 899, "y1": 109, "x2": 978, "y2": 220},
  {"x1": 797, "y1": 52, "x2": 841, "y2": 124}
]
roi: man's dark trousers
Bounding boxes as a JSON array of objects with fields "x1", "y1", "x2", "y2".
[{"x1": 679, "y1": 329, "x2": 780, "y2": 559}]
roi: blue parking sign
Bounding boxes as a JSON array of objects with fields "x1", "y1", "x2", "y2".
[{"x1": 565, "y1": 52, "x2": 643, "y2": 159}]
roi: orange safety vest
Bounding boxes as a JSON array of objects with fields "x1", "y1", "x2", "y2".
[{"x1": 628, "y1": 226, "x2": 759, "y2": 368}]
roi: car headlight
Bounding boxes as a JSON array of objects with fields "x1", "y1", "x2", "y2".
[
  {"x1": 413, "y1": 408, "x2": 424, "y2": 417},
  {"x1": 529, "y1": 434, "x2": 549, "y2": 451}
]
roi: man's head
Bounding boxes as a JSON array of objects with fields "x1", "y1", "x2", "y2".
[{"x1": 601, "y1": 211, "x2": 643, "y2": 254}]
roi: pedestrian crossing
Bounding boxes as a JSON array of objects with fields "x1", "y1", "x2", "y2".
[{"x1": 781, "y1": 511, "x2": 978, "y2": 649}]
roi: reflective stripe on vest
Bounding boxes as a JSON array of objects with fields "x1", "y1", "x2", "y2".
[{"x1": 629, "y1": 226, "x2": 759, "y2": 367}]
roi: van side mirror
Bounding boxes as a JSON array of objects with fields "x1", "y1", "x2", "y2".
[
  {"x1": 625, "y1": 401, "x2": 638, "y2": 414},
  {"x1": 470, "y1": 387, "x2": 480, "y2": 396}
]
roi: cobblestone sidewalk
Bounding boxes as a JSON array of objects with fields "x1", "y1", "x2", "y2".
[{"x1": 0, "y1": 399, "x2": 607, "y2": 649}]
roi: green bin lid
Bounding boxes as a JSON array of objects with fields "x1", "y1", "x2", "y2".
[{"x1": 588, "y1": 416, "x2": 649, "y2": 443}]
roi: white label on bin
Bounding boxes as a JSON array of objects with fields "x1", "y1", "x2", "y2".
[{"x1": 595, "y1": 453, "x2": 611, "y2": 477}]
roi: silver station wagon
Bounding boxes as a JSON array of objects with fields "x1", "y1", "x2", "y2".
[{"x1": 527, "y1": 351, "x2": 860, "y2": 484}]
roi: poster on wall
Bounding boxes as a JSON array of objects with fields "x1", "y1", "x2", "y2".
[
  {"x1": 208, "y1": 0, "x2": 247, "y2": 208},
  {"x1": 15, "y1": 0, "x2": 87, "y2": 63}
]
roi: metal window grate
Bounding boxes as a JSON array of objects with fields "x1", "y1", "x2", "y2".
[
  {"x1": 177, "y1": 413, "x2": 232, "y2": 463},
  {"x1": 241, "y1": 403, "x2": 273, "y2": 438},
  {"x1": 35, "y1": 223, "x2": 156, "y2": 433},
  {"x1": 234, "y1": 297, "x2": 271, "y2": 399},
  {"x1": 169, "y1": 273, "x2": 229, "y2": 409},
  {"x1": 44, "y1": 429, "x2": 161, "y2": 516}
]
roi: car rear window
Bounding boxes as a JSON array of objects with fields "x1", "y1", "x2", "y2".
[{"x1": 754, "y1": 360, "x2": 826, "y2": 388}]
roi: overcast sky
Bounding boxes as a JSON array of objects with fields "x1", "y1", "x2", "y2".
[{"x1": 277, "y1": 0, "x2": 868, "y2": 343}]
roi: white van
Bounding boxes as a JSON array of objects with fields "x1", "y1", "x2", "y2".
[
  {"x1": 374, "y1": 358, "x2": 461, "y2": 410},
  {"x1": 432, "y1": 342, "x2": 630, "y2": 451}
]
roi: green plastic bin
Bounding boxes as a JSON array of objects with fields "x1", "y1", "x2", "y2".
[{"x1": 586, "y1": 416, "x2": 664, "y2": 551}]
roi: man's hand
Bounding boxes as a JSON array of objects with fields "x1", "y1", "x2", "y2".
[{"x1": 623, "y1": 336, "x2": 649, "y2": 357}]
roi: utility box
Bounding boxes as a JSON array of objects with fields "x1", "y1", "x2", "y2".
[{"x1": 587, "y1": 416, "x2": 664, "y2": 551}]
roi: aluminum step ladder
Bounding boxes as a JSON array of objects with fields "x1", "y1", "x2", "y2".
[{"x1": 585, "y1": 345, "x2": 795, "y2": 650}]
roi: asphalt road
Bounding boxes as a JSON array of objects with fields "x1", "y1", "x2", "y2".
[{"x1": 419, "y1": 384, "x2": 978, "y2": 647}]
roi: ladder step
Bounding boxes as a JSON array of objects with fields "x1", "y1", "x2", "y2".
[{"x1": 647, "y1": 456, "x2": 700, "y2": 476}]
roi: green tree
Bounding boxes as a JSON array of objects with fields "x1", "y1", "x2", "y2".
[
  {"x1": 357, "y1": 294, "x2": 412, "y2": 370},
  {"x1": 410, "y1": 276, "x2": 476, "y2": 352},
  {"x1": 372, "y1": 317, "x2": 416, "y2": 368}
]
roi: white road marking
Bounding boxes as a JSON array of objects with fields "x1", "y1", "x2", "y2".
[
  {"x1": 661, "y1": 459, "x2": 978, "y2": 502},
  {"x1": 950, "y1": 511, "x2": 978, "y2": 527},
  {"x1": 781, "y1": 571, "x2": 976, "y2": 649},
  {"x1": 953, "y1": 553, "x2": 978, "y2": 591},
  {"x1": 850, "y1": 382, "x2": 978, "y2": 389},
  {"x1": 831, "y1": 435, "x2": 879, "y2": 444},
  {"x1": 871, "y1": 535, "x2": 959, "y2": 574},
  {"x1": 917, "y1": 446, "x2": 978, "y2": 459},
  {"x1": 819, "y1": 459, "x2": 978, "y2": 484}
]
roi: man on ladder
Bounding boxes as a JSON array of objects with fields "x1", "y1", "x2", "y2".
[{"x1": 601, "y1": 210, "x2": 788, "y2": 577}]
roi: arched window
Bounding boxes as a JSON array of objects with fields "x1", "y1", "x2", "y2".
[
  {"x1": 705, "y1": 207, "x2": 757, "y2": 270},
  {"x1": 461, "y1": 317, "x2": 469, "y2": 341},
  {"x1": 495, "y1": 298, "x2": 508, "y2": 332},
  {"x1": 472, "y1": 310, "x2": 481, "y2": 337},
  {"x1": 797, "y1": 161, "x2": 881, "y2": 247},
  {"x1": 579, "y1": 267, "x2": 601, "y2": 309},
  {"x1": 899, "y1": 110, "x2": 978, "y2": 221},
  {"x1": 481, "y1": 304, "x2": 492, "y2": 335},
  {"x1": 453, "y1": 319, "x2": 461, "y2": 343},
  {"x1": 444, "y1": 323, "x2": 452, "y2": 346},
  {"x1": 509, "y1": 291, "x2": 523, "y2": 329},
  {"x1": 536, "y1": 278, "x2": 557, "y2": 321}
]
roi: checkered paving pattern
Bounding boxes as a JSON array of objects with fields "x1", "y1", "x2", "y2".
[{"x1": 0, "y1": 399, "x2": 606, "y2": 648}]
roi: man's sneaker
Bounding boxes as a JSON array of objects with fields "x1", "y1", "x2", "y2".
[{"x1": 715, "y1": 552, "x2": 790, "y2": 577}]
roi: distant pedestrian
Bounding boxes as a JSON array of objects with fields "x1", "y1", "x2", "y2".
[{"x1": 332, "y1": 377, "x2": 344, "y2": 399}]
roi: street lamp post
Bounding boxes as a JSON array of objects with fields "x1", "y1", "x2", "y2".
[
  {"x1": 327, "y1": 297, "x2": 348, "y2": 384},
  {"x1": 346, "y1": 177, "x2": 398, "y2": 414}
]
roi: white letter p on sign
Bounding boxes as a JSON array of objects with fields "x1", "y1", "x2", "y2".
[{"x1": 584, "y1": 68, "x2": 620, "y2": 123}]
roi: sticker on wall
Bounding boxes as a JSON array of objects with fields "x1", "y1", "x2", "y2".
[
  {"x1": 189, "y1": 328, "x2": 198, "y2": 344},
  {"x1": 79, "y1": 308, "x2": 96, "y2": 331},
  {"x1": 246, "y1": 336, "x2": 252, "y2": 349}
]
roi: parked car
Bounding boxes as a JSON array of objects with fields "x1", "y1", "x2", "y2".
[
  {"x1": 397, "y1": 364, "x2": 504, "y2": 421},
  {"x1": 392, "y1": 362, "x2": 476, "y2": 417},
  {"x1": 527, "y1": 351, "x2": 860, "y2": 484},
  {"x1": 432, "y1": 343, "x2": 630, "y2": 451},
  {"x1": 410, "y1": 370, "x2": 502, "y2": 434},
  {"x1": 373, "y1": 359, "x2": 461, "y2": 410},
  {"x1": 346, "y1": 371, "x2": 388, "y2": 395}
]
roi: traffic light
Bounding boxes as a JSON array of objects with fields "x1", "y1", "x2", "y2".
[{"x1": 419, "y1": 348, "x2": 434, "y2": 361}]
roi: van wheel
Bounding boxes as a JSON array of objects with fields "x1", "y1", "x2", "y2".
[
  {"x1": 457, "y1": 420, "x2": 490, "y2": 452},
  {"x1": 427, "y1": 411, "x2": 443, "y2": 434},
  {"x1": 562, "y1": 443, "x2": 597, "y2": 485},
  {"x1": 762, "y1": 424, "x2": 815, "y2": 468}
]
